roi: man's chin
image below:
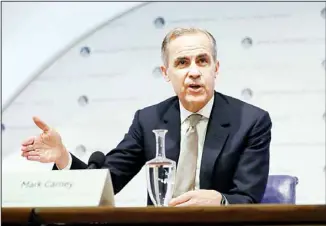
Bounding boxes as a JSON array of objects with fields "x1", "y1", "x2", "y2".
[{"x1": 185, "y1": 94, "x2": 207, "y2": 104}]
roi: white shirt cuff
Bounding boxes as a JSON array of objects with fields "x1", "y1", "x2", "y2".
[
  {"x1": 56, "y1": 153, "x2": 72, "y2": 170},
  {"x1": 224, "y1": 195, "x2": 229, "y2": 205}
]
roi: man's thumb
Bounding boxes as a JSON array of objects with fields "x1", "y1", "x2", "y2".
[
  {"x1": 169, "y1": 192, "x2": 192, "y2": 206},
  {"x1": 33, "y1": 116, "x2": 50, "y2": 132}
]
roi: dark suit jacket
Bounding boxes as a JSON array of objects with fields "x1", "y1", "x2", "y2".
[{"x1": 54, "y1": 91, "x2": 272, "y2": 205}]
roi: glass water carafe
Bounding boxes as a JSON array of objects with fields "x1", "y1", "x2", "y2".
[{"x1": 145, "y1": 129, "x2": 176, "y2": 207}]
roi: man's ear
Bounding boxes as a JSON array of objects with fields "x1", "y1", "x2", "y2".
[
  {"x1": 161, "y1": 66, "x2": 170, "y2": 82},
  {"x1": 214, "y1": 60, "x2": 220, "y2": 78}
]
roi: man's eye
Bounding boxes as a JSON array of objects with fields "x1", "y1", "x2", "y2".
[
  {"x1": 198, "y1": 58, "x2": 207, "y2": 63},
  {"x1": 176, "y1": 60, "x2": 187, "y2": 67},
  {"x1": 179, "y1": 60, "x2": 186, "y2": 65}
]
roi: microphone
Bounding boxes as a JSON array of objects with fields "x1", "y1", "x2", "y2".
[{"x1": 87, "y1": 151, "x2": 106, "y2": 169}]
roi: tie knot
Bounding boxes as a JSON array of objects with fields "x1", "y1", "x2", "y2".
[{"x1": 187, "y1": 114, "x2": 202, "y2": 127}]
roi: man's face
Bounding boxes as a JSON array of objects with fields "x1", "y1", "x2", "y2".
[{"x1": 161, "y1": 33, "x2": 219, "y2": 112}]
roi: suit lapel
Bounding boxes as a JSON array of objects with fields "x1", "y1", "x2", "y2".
[
  {"x1": 157, "y1": 99, "x2": 181, "y2": 163},
  {"x1": 200, "y1": 92, "x2": 230, "y2": 189}
]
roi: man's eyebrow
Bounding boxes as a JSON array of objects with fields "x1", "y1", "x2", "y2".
[
  {"x1": 196, "y1": 53, "x2": 209, "y2": 58},
  {"x1": 173, "y1": 54, "x2": 209, "y2": 62},
  {"x1": 174, "y1": 56, "x2": 188, "y2": 61}
]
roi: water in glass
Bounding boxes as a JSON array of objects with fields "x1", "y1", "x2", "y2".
[{"x1": 145, "y1": 129, "x2": 176, "y2": 207}]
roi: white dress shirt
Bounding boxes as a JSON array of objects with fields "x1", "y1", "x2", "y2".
[
  {"x1": 179, "y1": 95, "x2": 214, "y2": 190},
  {"x1": 179, "y1": 95, "x2": 228, "y2": 204}
]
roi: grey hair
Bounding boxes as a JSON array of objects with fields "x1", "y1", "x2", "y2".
[{"x1": 161, "y1": 27, "x2": 217, "y2": 66}]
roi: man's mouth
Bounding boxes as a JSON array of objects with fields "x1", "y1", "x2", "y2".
[
  {"x1": 188, "y1": 84, "x2": 202, "y2": 89},
  {"x1": 187, "y1": 84, "x2": 203, "y2": 92}
]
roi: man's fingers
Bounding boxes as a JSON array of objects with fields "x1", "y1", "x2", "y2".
[
  {"x1": 169, "y1": 191, "x2": 193, "y2": 206},
  {"x1": 22, "y1": 151, "x2": 40, "y2": 157},
  {"x1": 21, "y1": 146, "x2": 29, "y2": 152},
  {"x1": 175, "y1": 199, "x2": 195, "y2": 207},
  {"x1": 22, "y1": 136, "x2": 36, "y2": 146},
  {"x1": 33, "y1": 116, "x2": 50, "y2": 132},
  {"x1": 33, "y1": 143, "x2": 45, "y2": 149},
  {"x1": 21, "y1": 145, "x2": 34, "y2": 152},
  {"x1": 27, "y1": 156, "x2": 41, "y2": 161}
]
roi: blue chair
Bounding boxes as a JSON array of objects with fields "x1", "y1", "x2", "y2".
[{"x1": 261, "y1": 175, "x2": 299, "y2": 204}]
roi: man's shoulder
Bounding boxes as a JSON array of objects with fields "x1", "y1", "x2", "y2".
[
  {"x1": 137, "y1": 95, "x2": 178, "y2": 115},
  {"x1": 216, "y1": 92, "x2": 269, "y2": 118}
]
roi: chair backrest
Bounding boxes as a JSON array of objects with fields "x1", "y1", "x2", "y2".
[{"x1": 261, "y1": 175, "x2": 298, "y2": 204}]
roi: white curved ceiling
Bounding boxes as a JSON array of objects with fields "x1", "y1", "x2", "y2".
[{"x1": 2, "y1": 2, "x2": 143, "y2": 106}]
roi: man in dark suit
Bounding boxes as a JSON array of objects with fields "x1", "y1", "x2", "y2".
[{"x1": 21, "y1": 27, "x2": 272, "y2": 206}]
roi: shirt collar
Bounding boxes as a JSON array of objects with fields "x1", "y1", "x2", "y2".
[{"x1": 179, "y1": 94, "x2": 215, "y2": 124}]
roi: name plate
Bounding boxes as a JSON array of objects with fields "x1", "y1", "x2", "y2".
[{"x1": 2, "y1": 169, "x2": 115, "y2": 207}]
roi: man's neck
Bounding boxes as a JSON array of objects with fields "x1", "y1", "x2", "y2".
[
  {"x1": 180, "y1": 95, "x2": 214, "y2": 113},
  {"x1": 182, "y1": 102, "x2": 206, "y2": 113},
  {"x1": 179, "y1": 94, "x2": 215, "y2": 123}
]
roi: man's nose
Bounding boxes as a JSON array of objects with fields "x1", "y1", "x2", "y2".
[{"x1": 188, "y1": 67, "x2": 201, "y2": 79}]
